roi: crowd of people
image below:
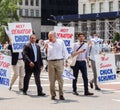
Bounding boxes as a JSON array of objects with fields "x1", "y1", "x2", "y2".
[{"x1": 0, "y1": 32, "x2": 120, "y2": 100}]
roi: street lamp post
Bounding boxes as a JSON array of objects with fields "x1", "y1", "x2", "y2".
[
  {"x1": 47, "y1": 15, "x2": 58, "y2": 25},
  {"x1": 47, "y1": 18, "x2": 57, "y2": 25}
]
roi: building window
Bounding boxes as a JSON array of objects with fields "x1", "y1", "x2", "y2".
[
  {"x1": 119, "y1": 1, "x2": 120, "y2": 11},
  {"x1": 49, "y1": 0, "x2": 52, "y2": 4},
  {"x1": 109, "y1": 1, "x2": 113, "y2": 12},
  {"x1": 19, "y1": 0, "x2": 22, "y2": 5},
  {"x1": 30, "y1": 9, "x2": 34, "y2": 16},
  {"x1": 83, "y1": 4, "x2": 86, "y2": 14},
  {"x1": 25, "y1": 9, "x2": 29, "y2": 16},
  {"x1": 30, "y1": 0, "x2": 34, "y2": 6},
  {"x1": 91, "y1": 3, "x2": 95, "y2": 13},
  {"x1": 36, "y1": 0, "x2": 39, "y2": 6},
  {"x1": 25, "y1": 0, "x2": 28, "y2": 6},
  {"x1": 19, "y1": 9, "x2": 22, "y2": 16},
  {"x1": 99, "y1": 2, "x2": 103, "y2": 12},
  {"x1": 36, "y1": 10, "x2": 39, "y2": 17}
]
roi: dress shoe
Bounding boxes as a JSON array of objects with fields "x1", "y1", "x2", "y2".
[
  {"x1": 89, "y1": 82, "x2": 93, "y2": 89},
  {"x1": 51, "y1": 96, "x2": 56, "y2": 100},
  {"x1": 9, "y1": 86, "x2": 12, "y2": 90},
  {"x1": 73, "y1": 91, "x2": 79, "y2": 95},
  {"x1": 38, "y1": 92, "x2": 46, "y2": 96},
  {"x1": 95, "y1": 87, "x2": 101, "y2": 91},
  {"x1": 59, "y1": 95, "x2": 65, "y2": 100},
  {"x1": 19, "y1": 88, "x2": 23, "y2": 91},
  {"x1": 85, "y1": 92, "x2": 94, "y2": 96},
  {"x1": 23, "y1": 92, "x2": 27, "y2": 95}
]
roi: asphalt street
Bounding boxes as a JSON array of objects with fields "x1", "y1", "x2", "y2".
[{"x1": 0, "y1": 68, "x2": 120, "y2": 110}]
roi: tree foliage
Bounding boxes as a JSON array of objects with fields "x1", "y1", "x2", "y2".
[
  {"x1": 0, "y1": 0, "x2": 20, "y2": 43},
  {"x1": 113, "y1": 32, "x2": 120, "y2": 42}
]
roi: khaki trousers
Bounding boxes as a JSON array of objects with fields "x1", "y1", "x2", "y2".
[
  {"x1": 48, "y1": 60, "x2": 64, "y2": 97},
  {"x1": 10, "y1": 60, "x2": 25, "y2": 89}
]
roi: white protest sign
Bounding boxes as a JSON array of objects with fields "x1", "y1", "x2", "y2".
[
  {"x1": 8, "y1": 23, "x2": 33, "y2": 52},
  {"x1": 0, "y1": 54, "x2": 11, "y2": 87},
  {"x1": 95, "y1": 54, "x2": 117, "y2": 83},
  {"x1": 54, "y1": 26, "x2": 74, "y2": 55}
]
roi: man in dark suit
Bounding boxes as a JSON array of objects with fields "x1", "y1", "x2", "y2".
[
  {"x1": 8, "y1": 43, "x2": 25, "y2": 91},
  {"x1": 23, "y1": 34, "x2": 46, "y2": 96}
]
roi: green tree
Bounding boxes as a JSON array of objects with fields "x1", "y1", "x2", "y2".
[
  {"x1": 113, "y1": 32, "x2": 120, "y2": 42},
  {"x1": 0, "y1": 0, "x2": 20, "y2": 43}
]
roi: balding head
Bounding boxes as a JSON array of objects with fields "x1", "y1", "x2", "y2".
[{"x1": 48, "y1": 31, "x2": 56, "y2": 42}]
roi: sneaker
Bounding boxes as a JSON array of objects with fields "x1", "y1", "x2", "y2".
[
  {"x1": 73, "y1": 91, "x2": 79, "y2": 95},
  {"x1": 19, "y1": 88, "x2": 23, "y2": 91},
  {"x1": 9, "y1": 86, "x2": 12, "y2": 91}
]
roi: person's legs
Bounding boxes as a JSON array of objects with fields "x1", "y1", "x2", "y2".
[
  {"x1": 80, "y1": 61, "x2": 94, "y2": 95},
  {"x1": 48, "y1": 61, "x2": 56, "y2": 98},
  {"x1": 79, "y1": 61, "x2": 88, "y2": 94},
  {"x1": 90, "y1": 60, "x2": 100, "y2": 90},
  {"x1": 55, "y1": 60, "x2": 64, "y2": 98},
  {"x1": 33, "y1": 69, "x2": 43, "y2": 95},
  {"x1": 72, "y1": 61, "x2": 79, "y2": 93},
  {"x1": 18, "y1": 60, "x2": 25, "y2": 90},
  {"x1": 9, "y1": 64, "x2": 19, "y2": 90},
  {"x1": 23, "y1": 69, "x2": 32, "y2": 94}
]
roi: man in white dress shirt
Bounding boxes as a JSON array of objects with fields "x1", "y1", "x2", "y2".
[{"x1": 45, "y1": 31, "x2": 68, "y2": 100}]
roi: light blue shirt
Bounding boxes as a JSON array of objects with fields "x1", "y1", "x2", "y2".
[
  {"x1": 31, "y1": 43, "x2": 37, "y2": 62},
  {"x1": 71, "y1": 42, "x2": 89, "y2": 61},
  {"x1": 89, "y1": 42, "x2": 101, "y2": 61}
]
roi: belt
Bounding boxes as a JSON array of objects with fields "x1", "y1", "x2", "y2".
[
  {"x1": 18, "y1": 58, "x2": 23, "y2": 60},
  {"x1": 49, "y1": 58, "x2": 64, "y2": 61},
  {"x1": 77, "y1": 60, "x2": 85, "y2": 62}
]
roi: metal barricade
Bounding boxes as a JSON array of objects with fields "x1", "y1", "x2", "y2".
[
  {"x1": 0, "y1": 49, "x2": 11, "y2": 56},
  {"x1": 115, "y1": 53, "x2": 120, "y2": 73}
]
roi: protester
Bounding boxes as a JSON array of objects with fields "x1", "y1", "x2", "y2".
[
  {"x1": 8, "y1": 40, "x2": 25, "y2": 91},
  {"x1": 45, "y1": 31, "x2": 69, "y2": 100},
  {"x1": 88, "y1": 34, "x2": 103, "y2": 90},
  {"x1": 71, "y1": 32, "x2": 93, "y2": 96},
  {"x1": 22, "y1": 34, "x2": 46, "y2": 96}
]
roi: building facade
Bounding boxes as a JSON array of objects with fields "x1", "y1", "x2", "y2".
[
  {"x1": 17, "y1": 0, "x2": 78, "y2": 39},
  {"x1": 56, "y1": 0, "x2": 120, "y2": 40},
  {"x1": 41, "y1": 0, "x2": 78, "y2": 39},
  {"x1": 78, "y1": 0, "x2": 120, "y2": 39},
  {"x1": 18, "y1": 0, "x2": 41, "y2": 38}
]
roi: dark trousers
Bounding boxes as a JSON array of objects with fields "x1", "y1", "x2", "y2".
[
  {"x1": 23, "y1": 63, "x2": 42, "y2": 94},
  {"x1": 72, "y1": 61, "x2": 88, "y2": 94}
]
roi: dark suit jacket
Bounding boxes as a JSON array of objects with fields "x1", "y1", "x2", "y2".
[
  {"x1": 23, "y1": 43, "x2": 43, "y2": 71},
  {"x1": 8, "y1": 44, "x2": 19, "y2": 65}
]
